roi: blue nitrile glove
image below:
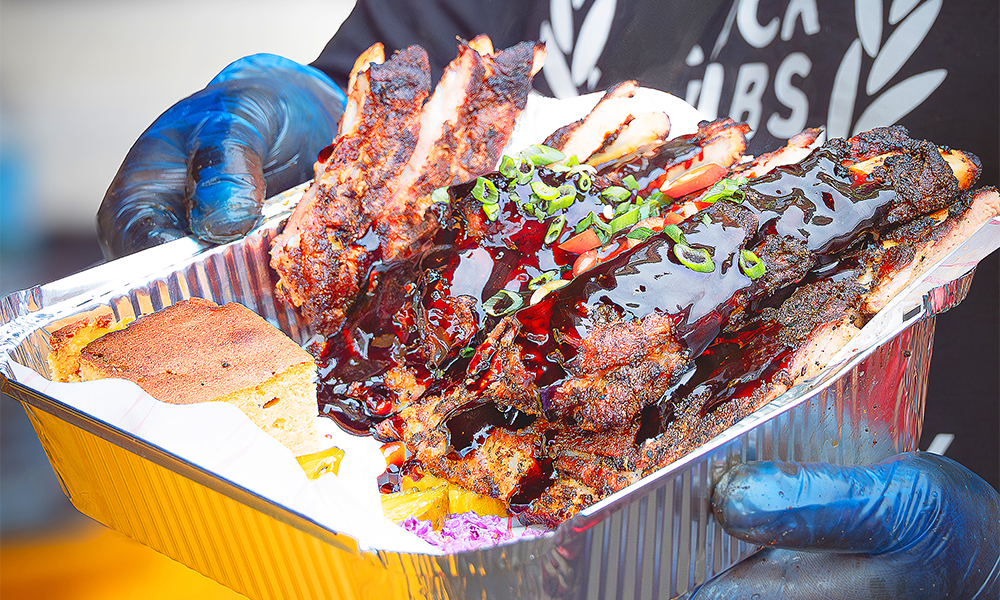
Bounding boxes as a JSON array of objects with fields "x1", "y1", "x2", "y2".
[
  {"x1": 685, "y1": 452, "x2": 1000, "y2": 600},
  {"x1": 97, "y1": 54, "x2": 345, "y2": 259}
]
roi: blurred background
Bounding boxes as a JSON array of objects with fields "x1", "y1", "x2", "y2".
[
  {"x1": 1, "y1": 1, "x2": 997, "y2": 598},
  {"x1": 1, "y1": 1, "x2": 355, "y2": 597}
]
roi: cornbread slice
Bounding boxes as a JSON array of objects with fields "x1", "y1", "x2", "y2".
[
  {"x1": 48, "y1": 313, "x2": 126, "y2": 382},
  {"x1": 74, "y1": 297, "x2": 319, "y2": 453}
]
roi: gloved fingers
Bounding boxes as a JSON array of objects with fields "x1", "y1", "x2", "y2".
[
  {"x1": 713, "y1": 453, "x2": 933, "y2": 554},
  {"x1": 183, "y1": 76, "x2": 343, "y2": 242},
  {"x1": 97, "y1": 132, "x2": 190, "y2": 258},
  {"x1": 207, "y1": 54, "x2": 346, "y2": 192},
  {"x1": 683, "y1": 547, "x2": 934, "y2": 600},
  {"x1": 709, "y1": 453, "x2": 1000, "y2": 600},
  {"x1": 207, "y1": 53, "x2": 347, "y2": 108},
  {"x1": 185, "y1": 103, "x2": 269, "y2": 242},
  {"x1": 98, "y1": 54, "x2": 345, "y2": 259}
]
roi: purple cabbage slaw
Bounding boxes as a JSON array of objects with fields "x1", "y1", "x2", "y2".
[{"x1": 402, "y1": 512, "x2": 547, "y2": 553}]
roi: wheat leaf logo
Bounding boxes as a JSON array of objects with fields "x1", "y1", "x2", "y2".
[
  {"x1": 854, "y1": 69, "x2": 947, "y2": 133},
  {"x1": 540, "y1": 0, "x2": 618, "y2": 98},
  {"x1": 867, "y1": 0, "x2": 941, "y2": 94},
  {"x1": 827, "y1": 0, "x2": 946, "y2": 138},
  {"x1": 855, "y1": 0, "x2": 884, "y2": 57}
]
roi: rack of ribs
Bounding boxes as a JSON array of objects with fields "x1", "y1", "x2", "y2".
[{"x1": 271, "y1": 39, "x2": 996, "y2": 526}]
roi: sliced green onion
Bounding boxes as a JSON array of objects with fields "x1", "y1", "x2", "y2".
[
  {"x1": 701, "y1": 214, "x2": 711, "y2": 225},
  {"x1": 431, "y1": 187, "x2": 450, "y2": 204},
  {"x1": 646, "y1": 190, "x2": 665, "y2": 205},
  {"x1": 547, "y1": 189, "x2": 576, "y2": 214},
  {"x1": 574, "y1": 212, "x2": 596, "y2": 234},
  {"x1": 565, "y1": 155, "x2": 580, "y2": 167},
  {"x1": 702, "y1": 177, "x2": 749, "y2": 204},
  {"x1": 739, "y1": 249, "x2": 766, "y2": 279},
  {"x1": 533, "y1": 206, "x2": 547, "y2": 221},
  {"x1": 574, "y1": 171, "x2": 592, "y2": 192},
  {"x1": 509, "y1": 191, "x2": 522, "y2": 205},
  {"x1": 482, "y1": 201, "x2": 500, "y2": 222},
  {"x1": 590, "y1": 214, "x2": 611, "y2": 234},
  {"x1": 483, "y1": 289, "x2": 524, "y2": 316},
  {"x1": 516, "y1": 161, "x2": 536, "y2": 184},
  {"x1": 528, "y1": 270, "x2": 559, "y2": 290},
  {"x1": 623, "y1": 174, "x2": 639, "y2": 190},
  {"x1": 518, "y1": 144, "x2": 566, "y2": 166},
  {"x1": 626, "y1": 226, "x2": 655, "y2": 241},
  {"x1": 674, "y1": 243, "x2": 714, "y2": 273},
  {"x1": 609, "y1": 206, "x2": 642, "y2": 234},
  {"x1": 530, "y1": 180, "x2": 560, "y2": 201},
  {"x1": 459, "y1": 346, "x2": 476, "y2": 358},
  {"x1": 638, "y1": 199, "x2": 661, "y2": 220},
  {"x1": 548, "y1": 162, "x2": 571, "y2": 173},
  {"x1": 545, "y1": 216, "x2": 566, "y2": 244},
  {"x1": 593, "y1": 227, "x2": 611, "y2": 245},
  {"x1": 472, "y1": 177, "x2": 499, "y2": 204},
  {"x1": 498, "y1": 155, "x2": 520, "y2": 180},
  {"x1": 601, "y1": 186, "x2": 631, "y2": 202},
  {"x1": 662, "y1": 224, "x2": 685, "y2": 244}
]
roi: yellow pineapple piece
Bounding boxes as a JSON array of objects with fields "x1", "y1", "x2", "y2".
[
  {"x1": 448, "y1": 485, "x2": 509, "y2": 517},
  {"x1": 401, "y1": 473, "x2": 509, "y2": 517},
  {"x1": 381, "y1": 484, "x2": 449, "y2": 529},
  {"x1": 295, "y1": 446, "x2": 345, "y2": 479}
]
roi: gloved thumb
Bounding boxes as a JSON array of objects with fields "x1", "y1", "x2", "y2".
[
  {"x1": 184, "y1": 54, "x2": 344, "y2": 243},
  {"x1": 687, "y1": 453, "x2": 1000, "y2": 599}
]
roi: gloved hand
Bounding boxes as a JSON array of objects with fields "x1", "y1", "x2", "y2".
[
  {"x1": 97, "y1": 53, "x2": 345, "y2": 259},
  {"x1": 685, "y1": 452, "x2": 1000, "y2": 599}
]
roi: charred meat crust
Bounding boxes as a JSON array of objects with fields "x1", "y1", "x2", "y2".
[{"x1": 271, "y1": 41, "x2": 540, "y2": 338}]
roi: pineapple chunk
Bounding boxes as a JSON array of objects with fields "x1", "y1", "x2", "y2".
[
  {"x1": 381, "y1": 484, "x2": 449, "y2": 529},
  {"x1": 296, "y1": 446, "x2": 345, "y2": 479},
  {"x1": 401, "y1": 473, "x2": 509, "y2": 517},
  {"x1": 448, "y1": 485, "x2": 509, "y2": 517}
]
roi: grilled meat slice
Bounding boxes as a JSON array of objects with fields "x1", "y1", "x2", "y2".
[
  {"x1": 735, "y1": 127, "x2": 822, "y2": 179},
  {"x1": 543, "y1": 80, "x2": 672, "y2": 168},
  {"x1": 380, "y1": 39, "x2": 544, "y2": 260},
  {"x1": 271, "y1": 40, "x2": 542, "y2": 338},
  {"x1": 510, "y1": 127, "x2": 981, "y2": 432},
  {"x1": 861, "y1": 187, "x2": 1000, "y2": 313},
  {"x1": 271, "y1": 46, "x2": 431, "y2": 336}
]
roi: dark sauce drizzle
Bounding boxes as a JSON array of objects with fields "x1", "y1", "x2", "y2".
[{"x1": 317, "y1": 141, "x2": 899, "y2": 509}]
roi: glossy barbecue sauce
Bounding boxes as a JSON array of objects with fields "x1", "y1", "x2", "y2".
[
  {"x1": 316, "y1": 165, "x2": 619, "y2": 435},
  {"x1": 639, "y1": 147, "x2": 897, "y2": 430},
  {"x1": 319, "y1": 142, "x2": 897, "y2": 510}
]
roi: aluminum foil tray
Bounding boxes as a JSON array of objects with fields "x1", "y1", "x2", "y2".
[{"x1": 0, "y1": 184, "x2": 988, "y2": 599}]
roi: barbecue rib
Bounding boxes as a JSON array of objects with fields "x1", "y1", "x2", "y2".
[
  {"x1": 270, "y1": 39, "x2": 544, "y2": 337},
  {"x1": 361, "y1": 127, "x2": 992, "y2": 525}
]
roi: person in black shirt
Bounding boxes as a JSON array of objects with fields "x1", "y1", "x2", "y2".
[{"x1": 96, "y1": 2, "x2": 1000, "y2": 597}]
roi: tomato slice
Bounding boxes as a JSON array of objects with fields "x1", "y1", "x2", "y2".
[
  {"x1": 661, "y1": 211, "x2": 686, "y2": 225},
  {"x1": 660, "y1": 162, "x2": 729, "y2": 198},
  {"x1": 558, "y1": 228, "x2": 602, "y2": 254},
  {"x1": 381, "y1": 441, "x2": 407, "y2": 468},
  {"x1": 572, "y1": 249, "x2": 600, "y2": 277}
]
